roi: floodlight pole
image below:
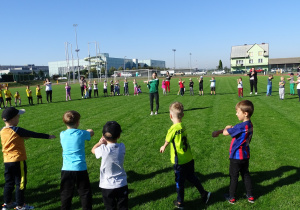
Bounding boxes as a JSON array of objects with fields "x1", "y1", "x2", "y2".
[
  {"x1": 189, "y1": 53, "x2": 192, "y2": 71},
  {"x1": 124, "y1": 56, "x2": 127, "y2": 71},
  {"x1": 73, "y1": 24, "x2": 80, "y2": 81},
  {"x1": 172, "y1": 49, "x2": 176, "y2": 70}
]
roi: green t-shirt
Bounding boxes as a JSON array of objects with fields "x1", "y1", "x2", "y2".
[
  {"x1": 147, "y1": 78, "x2": 159, "y2": 93},
  {"x1": 165, "y1": 122, "x2": 193, "y2": 165}
]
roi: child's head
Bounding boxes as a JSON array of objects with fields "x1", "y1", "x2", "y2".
[
  {"x1": 212, "y1": 77, "x2": 215, "y2": 80},
  {"x1": 63, "y1": 110, "x2": 80, "y2": 128},
  {"x1": 102, "y1": 121, "x2": 122, "y2": 142},
  {"x1": 235, "y1": 100, "x2": 254, "y2": 120},
  {"x1": 169, "y1": 102, "x2": 184, "y2": 120},
  {"x1": 65, "y1": 82, "x2": 68, "y2": 86},
  {"x1": 152, "y1": 72, "x2": 157, "y2": 79},
  {"x1": 94, "y1": 80, "x2": 96, "y2": 83},
  {"x1": 15, "y1": 91, "x2": 19, "y2": 95},
  {"x1": 239, "y1": 77, "x2": 242, "y2": 81},
  {"x1": 37, "y1": 84, "x2": 40, "y2": 88},
  {"x1": 5, "y1": 86, "x2": 8, "y2": 90},
  {"x1": 281, "y1": 76, "x2": 285, "y2": 81},
  {"x1": 2, "y1": 107, "x2": 25, "y2": 125},
  {"x1": 189, "y1": 78, "x2": 192, "y2": 81}
]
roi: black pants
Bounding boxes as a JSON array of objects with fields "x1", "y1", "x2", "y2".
[
  {"x1": 297, "y1": 89, "x2": 300, "y2": 101},
  {"x1": 27, "y1": 97, "x2": 33, "y2": 105},
  {"x1": 94, "y1": 89, "x2": 98, "y2": 97},
  {"x1": 149, "y1": 92, "x2": 159, "y2": 112},
  {"x1": 250, "y1": 80, "x2": 257, "y2": 93},
  {"x1": 180, "y1": 88, "x2": 184, "y2": 96},
  {"x1": 101, "y1": 185, "x2": 128, "y2": 210},
  {"x1": 4, "y1": 161, "x2": 27, "y2": 207},
  {"x1": 81, "y1": 86, "x2": 84, "y2": 97},
  {"x1": 174, "y1": 160, "x2": 206, "y2": 203},
  {"x1": 46, "y1": 90, "x2": 52, "y2": 102},
  {"x1": 88, "y1": 90, "x2": 92, "y2": 98},
  {"x1": 60, "y1": 170, "x2": 92, "y2": 210},
  {"x1": 229, "y1": 159, "x2": 253, "y2": 198}
]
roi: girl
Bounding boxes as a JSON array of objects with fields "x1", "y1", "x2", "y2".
[
  {"x1": 162, "y1": 79, "x2": 167, "y2": 96},
  {"x1": 14, "y1": 91, "x2": 21, "y2": 106},
  {"x1": 199, "y1": 76, "x2": 204, "y2": 96},
  {"x1": 65, "y1": 82, "x2": 71, "y2": 101},
  {"x1": 103, "y1": 80, "x2": 108, "y2": 97},
  {"x1": 133, "y1": 79, "x2": 138, "y2": 96},
  {"x1": 84, "y1": 82, "x2": 89, "y2": 99},
  {"x1": 93, "y1": 81, "x2": 98, "y2": 97},
  {"x1": 237, "y1": 77, "x2": 243, "y2": 97}
]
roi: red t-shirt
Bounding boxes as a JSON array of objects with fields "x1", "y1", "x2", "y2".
[{"x1": 179, "y1": 81, "x2": 184, "y2": 88}]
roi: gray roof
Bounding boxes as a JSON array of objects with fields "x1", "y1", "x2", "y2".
[
  {"x1": 231, "y1": 43, "x2": 269, "y2": 58},
  {"x1": 269, "y1": 57, "x2": 300, "y2": 64}
]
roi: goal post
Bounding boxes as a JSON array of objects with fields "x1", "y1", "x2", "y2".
[{"x1": 112, "y1": 69, "x2": 152, "y2": 81}]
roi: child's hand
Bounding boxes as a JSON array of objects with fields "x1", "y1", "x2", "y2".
[
  {"x1": 212, "y1": 130, "x2": 221, "y2": 138},
  {"x1": 100, "y1": 136, "x2": 107, "y2": 145},
  {"x1": 49, "y1": 135, "x2": 56, "y2": 139},
  {"x1": 87, "y1": 129, "x2": 94, "y2": 137},
  {"x1": 225, "y1": 125, "x2": 233, "y2": 130},
  {"x1": 160, "y1": 145, "x2": 166, "y2": 153}
]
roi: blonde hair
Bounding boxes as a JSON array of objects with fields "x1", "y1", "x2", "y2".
[
  {"x1": 169, "y1": 102, "x2": 184, "y2": 119},
  {"x1": 63, "y1": 110, "x2": 80, "y2": 127},
  {"x1": 236, "y1": 100, "x2": 254, "y2": 117}
]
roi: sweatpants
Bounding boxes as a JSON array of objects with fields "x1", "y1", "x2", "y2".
[
  {"x1": 149, "y1": 92, "x2": 159, "y2": 112},
  {"x1": 101, "y1": 185, "x2": 128, "y2": 210},
  {"x1": 279, "y1": 88, "x2": 285, "y2": 99}
]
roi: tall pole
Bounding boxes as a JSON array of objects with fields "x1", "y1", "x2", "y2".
[
  {"x1": 73, "y1": 24, "x2": 80, "y2": 81},
  {"x1": 124, "y1": 56, "x2": 127, "y2": 71},
  {"x1": 70, "y1": 43, "x2": 75, "y2": 83},
  {"x1": 88, "y1": 42, "x2": 91, "y2": 81},
  {"x1": 189, "y1": 53, "x2": 192, "y2": 71},
  {"x1": 172, "y1": 49, "x2": 176, "y2": 70}
]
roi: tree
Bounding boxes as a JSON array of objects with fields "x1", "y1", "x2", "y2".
[
  {"x1": 109, "y1": 67, "x2": 117, "y2": 75},
  {"x1": 218, "y1": 60, "x2": 223, "y2": 70},
  {"x1": 101, "y1": 67, "x2": 106, "y2": 74},
  {"x1": 224, "y1": 66, "x2": 230, "y2": 73},
  {"x1": 118, "y1": 66, "x2": 123, "y2": 70}
]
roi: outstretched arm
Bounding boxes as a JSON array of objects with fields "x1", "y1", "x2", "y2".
[
  {"x1": 212, "y1": 125, "x2": 232, "y2": 137},
  {"x1": 91, "y1": 136, "x2": 107, "y2": 154},
  {"x1": 160, "y1": 141, "x2": 169, "y2": 153}
]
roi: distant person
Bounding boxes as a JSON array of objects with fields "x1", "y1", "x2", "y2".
[
  {"x1": 279, "y1": 77, "x2": 286, "y2": 100},
  {"x1": 145, "y1": 72, "x2": 159, "y2": 115},
  {"x1": 162, "y1": 79, "x2": 167, "y2": 96},
  {"x1": 133, "y1": 79, "x2": 138, "y2": 96},
  {"x1": 110, "y1": 80, "x2": 114, "y2": 96},
  {"x1": 93, "y1": 80, "x2": 98, "y2": 97},
  {"x1": 65, "y1": 82, "x2": 71, "y2": 101},
  {"x1": 124, "y1": 78, "x2": 129, "y2": 96},
  {"x1": 36, "y1": 85, "x2": 43, "y2": 104},
  {"x1": 26, "y1": 85, "x2": 33, "y2": 105},
  {"x1": 198, "y1": 76, "x2": 204, "y2": 96},
  {"x1": 103, "y1": 80, "x2": 108, "y2": 97},
  {"x1": 4, "y1": 86, "x2": 13, "y2": 107},
  {"x1": 88, "y1": 81, "x2": 92, "y2": 98},
  {"x1": 114, "y1": 80, "x2": 120, "y2": 96},
  {"x1": 91, "y1": 121, "x2": 128, "y2": 210},
  {"x1": 44, "y1": 78, "x2": 52, "y2": 103},
  {"x1": 79, "y1": 76, "x2": 86, "y2": 98},
  {"x1": 1, "y1": 107, "x2": 55, "y2": 210},
  {"x1": 245, "y1": 68, "x2": 258, "y2": 95},
  {"x1": 212, "y1": 100, "x2": 255, "y2": 204},
  {"x1": 165, "y1": 71, "x2": 172, "y2": 93},
  {"x1": 295, "y1": 75, "x2": 300, "y2": 101},
  {"x1": 60, "y1": 110, "x2": 94, "y2": 210},
  {"x1": 189, "y1": 78, "x2": 194, "y2": 96},
  {"x1": 160, "y1": 102, "x2": 211, "y2": 209},
  {"x1": 0, "y1": 85, "x2": 4, "y2": 109},
  {"x1": 210, "y1": 77, "x2": 216, "y2": 95},
  {"x1": 287, "y1": 73, "x2": 295, "y2": 95},
  {"x1": 237, "y1": 77, "x2": 243, "y2": 98},
  {"x1": 266, "y1": 75, "x2": 273, "y2": 96},
  {"x1": 84, "y1": 82, "x2": 89, "y2": 99},
  {"x1": 179, "y1": 78, "x2": 185, "y2": 96},
  {"x1": 14, "y1": 91, "x2": 21, "y2": 107}
]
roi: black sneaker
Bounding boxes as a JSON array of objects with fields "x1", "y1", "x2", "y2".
[
  {"x1": 246, "y1": 195, "x2": 255, "y2": 203},
  {"x1": 173, "y1": 200, "x2": 184, "y2": 209},
  {"x1": 224, "y1": 194, "x2": 236, "y2": 204},
  {"x1": 202, "y1": 192, "x2": 211, "y2": 204}
]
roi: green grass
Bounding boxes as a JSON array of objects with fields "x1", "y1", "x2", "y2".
[{"x1": 0, "y1": 75, "x2": 299, "y2": 209}]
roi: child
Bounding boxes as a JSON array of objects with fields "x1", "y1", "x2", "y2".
[
  {"x1": 237, "y1": 77, "x2": 243, "y2": 97},
  {"x1": 36, "y1": 85, "x2": 43, "y2": 104},
  {"x1": 93, "y1": 80, "x2": 98, "y2": 97},
  {"x1": 60, "y1": 110, "x2": 94, "y2": 210},
  {"x1": 162, "y1": 79, "x2": 167, "y2": 96},
  {"x1": 124, "y1": 79, "x2": 129, "y2": 96},
  {"x1": 287, "y1": 73, "x2": 295, "y2": 95},
  {"x1": 14, "y1": 91, "x2": 21, "y2": 106},
  {"x1": 266, "y1": 75, "x2": 273, "y2": 96},
  {"x1": 65, "y1": 82, "x2": 71, "y2": 101},
  {"x1": 26, "y1": 86, "x2": 33, "y2": 105},
  {"x1": 189, "y1": 78, "x2": 194, "y2": 96},
  {"x1": 91, "y1": 121, "x2": 128, "y2": 210},
  {"x1": 133, "y1": 79, "x2": 138, "y2": 96},
  {"x1": 199, "y1": 76, "x2": 204, "y2": 96},
  {"x1": 4, "y1": 86, "x2": 13, "y2": 107},
  {"x1": 114, "y1": 80, "x2": 120, "y2": 96},
  {"x1": 160, "y1": 102, "x2": 211, "y2": 208},
  {"x1": 84, "y1": 82, "x2": 88, "y2": 99},
  {"x1": 179, "y1": 79, "x2": 185, "y2": 96},
  {"x1": 295, "y1": 75, "x2": 300, "y2": 101},
  {"x1": 1, "y1": 107, "x2": 55, "y2": 210},
  {"x1": 0, "y1": 85, "x2": 4, "y2": 109},
  {"x1": 212, "y1": 100, "x2": 255, "y2": 204},
  {"x1": 110, "y1": 80, "x2": 114, "y2": 96},
  {"x1": 279, "y1": 77, "x2": 286, "y2": 100},
  {"x1": 210, "y1": 77, "x2": 216, "y2": 95},
  {"x1": 88, "y1": 82, "x2": 92, "y2": 98},
  {"x1": 103, "y1": 80, "x2": 108, "y2": 97}
]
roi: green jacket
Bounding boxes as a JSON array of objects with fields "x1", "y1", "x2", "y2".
[{"x1": 147, "y1": 78, "x2": 159, "y2": 93}]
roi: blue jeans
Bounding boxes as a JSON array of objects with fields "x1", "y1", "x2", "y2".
[{"x1": 267, "y1": 85, "x2": 272, "y2": 95}]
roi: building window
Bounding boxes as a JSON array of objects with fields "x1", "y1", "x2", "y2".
[
  {"x1": 258, "y1": 59, "x2": 263, "y2": 63},
  {"x1": 249, "y1": 59, "x2": 253, "y2": 64},
  {"x1": 258, "y1": 51, "x2": 263, "y2": 56},
  {"x1": 236, "y1": 60, "x2": 243, "y2": 65},
  {"x1": 249, "y1": 52, "x2": 253, "y2": 57}
]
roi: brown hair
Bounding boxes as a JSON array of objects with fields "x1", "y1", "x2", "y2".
[
  {"x1": 63, "y1": 110, "x2": 80, "y2": 127},
  {"x1": 236, "y1": 100, "x2": 254, "y2": 117},
  {"x1": 169, "y1": 102, "x2": 184, "y2": 119}
]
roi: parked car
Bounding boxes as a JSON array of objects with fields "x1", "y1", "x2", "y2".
[
  {"x1": 212, "y1": 70, "x2": 225, "y2": 75},
  {"x1": 121, "y1": 73, "x2": 132, "y2": 77},
  {"x1": 271, "y1": 68, "x2": 285, "y2": 73},
  {"x1": 174, "y1": 72, "x2": 185, "y2": 76},
  {"x1": 193, "y1": 71, "x2": 207, "y2": 75}
]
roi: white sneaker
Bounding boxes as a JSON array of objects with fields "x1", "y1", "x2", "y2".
[
  {"x1": 155, "y1": 111, "x2": 158, "y2": 115},
  {"x1": 150, "y1": 112, "x2": 153, "y2": 116},
  {"x1": 250, "y1": 92, "x2": 252, "y2": 95},
  {"x1": 255, "y1": 92, "x2": 257, "y2": 95}
]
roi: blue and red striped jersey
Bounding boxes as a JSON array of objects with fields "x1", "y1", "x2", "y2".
[{"x1": 227, "y1": 121, "x2": 253, "y2": 160}]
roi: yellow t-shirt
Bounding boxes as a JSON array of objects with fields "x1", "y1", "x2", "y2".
[
  {"x1": 26, "y1": 88, "x2": 32, "y2": 97},
  {"x1": 3, "y1": 89, "x2": 12, "y2": 98},
  {"x1": 14, "y1": 93, "x2": 20, "y2": 99},
  {"x1": 0, "y1": 90, "x2": 2, "y2": 98},
  {"x1": 36, "y1": 87, "x2": 41, "y2": 96}
]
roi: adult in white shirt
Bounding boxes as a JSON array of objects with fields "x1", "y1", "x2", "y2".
[{"x1": 44, "y1": 78, "x2": 52, "y2": 103}]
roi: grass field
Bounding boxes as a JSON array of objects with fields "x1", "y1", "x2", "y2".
[{"x1": 0, "y1": 75, "x2": 299, "y2": 209}]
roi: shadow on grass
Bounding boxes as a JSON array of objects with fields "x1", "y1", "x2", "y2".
[
  {"x1": 285, "y1": 97, "x2": 299, "y2": 100},
  {"x1": 159, "y1": 107, "x2": 212, "y2": 115},
  {"x1": 127, "y1": 167, "x2": 173, "y2": 183}
]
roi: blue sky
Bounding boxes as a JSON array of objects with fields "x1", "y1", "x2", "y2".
[{"x1": 0, "y1": 0, "x2": 299, "y2": 69}]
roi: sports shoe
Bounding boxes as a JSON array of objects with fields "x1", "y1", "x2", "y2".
[
  {"x1": 173, "y1": 200, "x2": 184, "y2": 209},
  {"x1": 246, "y1": 195, "x2": 255, "y2": 203},
  {"x1": 14, "y1": 204, "x2": 34, "y2": 210},
  {"x1": 155, "y1": 111, "x2": 158, "y2": 115},
  {"x1": 250, "y1": 92, "x2": 252, "y2": 95},
  {"x1": 150, "y1": 112, "x2": 153, "y2": 116},
  {"x1": 202, "y1": 191, "x2": 211, "y2": 204},
  {"x1": 2, "y1": 202, "x2": 17, "y2": 210},
  {"x1": 224, "y1": 194, "x2": 235, "y2": 204},
  {"x1": 255, "y1": 92, "x2": 257, "y2": 95}
]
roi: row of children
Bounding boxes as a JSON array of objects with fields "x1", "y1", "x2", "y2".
[{"x1": 0, "y1": 98, "x2": 255, "y2": 209}]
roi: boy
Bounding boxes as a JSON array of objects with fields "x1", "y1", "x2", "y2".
[
  {"x1": 0, "y1": 85, "x2": 4, "y2": 109},
  {"x1": 1, "y1": 107, "x2": 55, "y2": 210},
  {"x1": 36, "y1": 85, "x2": 43, "y2": 104},
  {"x1": 60, "y1": 110, "x2": 94, "y2": 210},
  {"x1": 279, "y1": 77, "x2": 286, "y2": 100},
  {"x1": 287, "y1": 73, "x2": 295, "y2": 95},
  {"x1": 91, "y1": 121, "x2": 128, "y2": 210},
  {"x1": 4, "y1": 86, "x2": 13, "y2": 107},
  {"x1": 160, "y1": 102, "x2": 211, "y2": 208},
  {"x1": 266, "y1": 75, "x2": 273, "y2": 96},
  {"x1": 210, "y1": 77, "x2": 216, "y2": 95},
  {"x1": 212, "y1": 100, "x2": 255, "y2": 204},
  {"x1": 14, "y1": 91, "x2": 21, "y2": 106},
  {"x1": 103, "y1": 80, "x2": 108, "y2": 97},
  {"x1": 189, "y1": 78, "x2": 194, "y2": 96},
  {"x1": 26, "y1": 86, "x2": 33, "y2": 105}
]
